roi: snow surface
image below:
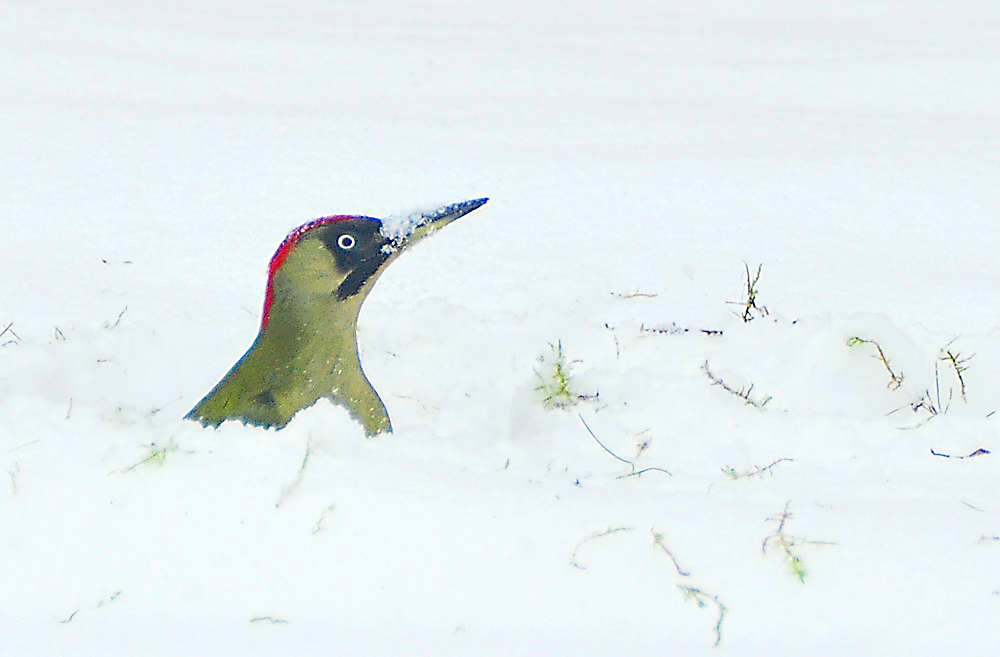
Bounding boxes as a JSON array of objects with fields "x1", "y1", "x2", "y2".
[{"x1": 2, "y1": 1, "x2": 1000, "y2": 655}]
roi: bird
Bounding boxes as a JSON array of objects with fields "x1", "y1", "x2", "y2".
[{"x1": 185, "y1": 197, "x2": 488, "y2": 436}]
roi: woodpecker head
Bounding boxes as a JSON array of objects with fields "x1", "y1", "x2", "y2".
[{"x1": 186, "y1": 197, "x2": 488, "y2": 435}]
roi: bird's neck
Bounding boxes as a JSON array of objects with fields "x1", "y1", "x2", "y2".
[{"x1": 259, "y1": 265, "x2": 389, "y2": 434}]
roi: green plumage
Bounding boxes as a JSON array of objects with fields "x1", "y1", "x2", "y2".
[{"x1": 186, "y1": 238, "x2": 390, "y2": 435}]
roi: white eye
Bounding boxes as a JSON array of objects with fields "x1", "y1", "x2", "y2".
[{"x1": 337, "y1": 234, "x2": 356, "y2": 250}]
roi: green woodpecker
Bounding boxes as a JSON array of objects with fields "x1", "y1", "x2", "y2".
[{"x1": 186, "y1": 198, "x2": 488, "y2": 436}]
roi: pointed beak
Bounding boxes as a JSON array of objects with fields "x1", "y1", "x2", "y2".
[{"x1": 382, "y1": 197, "x2": 488, "y2": 252}]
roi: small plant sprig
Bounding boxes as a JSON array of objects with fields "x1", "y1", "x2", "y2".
[
  {"x1": 848, "y1": 337, "x2": 904, "y2": 390},
  {"x1": 939, "y1": 343, "x2": 973, "y2": 403},
  {"x1": 762, "y1": 501, "x2": 836, "y2": 583},
  {"x1": 851, "y1": 338, "x2": 973, "y2": 427},
  {"x1": 722, "y1": 458, "x2": 793, "y2": 480},
  {"x1": 110, "y1": 439, "x2": 178, "y2": 474},
  {"x1": 650, "y1": 530, "x2": 727, "y2": 646},
  {"x1": 901, "y1": 360, "x2": 952, "y2": 425},
  {"x1": 652, "y1": 529, "x2": 690, "y2": 577},
  {"x1": 678, "y1": 586, "x2": 728, "y2": 647},
  {"x1": 703, "y1": 361, "x2": 771, "y2": 408},
  {"x1": 728, "y1": 262, "x2": 768, "y2": 322},
  {"x1": 535, "y1": 341, "x2": 595, "y2": 408}
]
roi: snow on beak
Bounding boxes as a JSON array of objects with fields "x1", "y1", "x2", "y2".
[{"x1": 380, "y1": 198, "x2": 489, "y2": 253}]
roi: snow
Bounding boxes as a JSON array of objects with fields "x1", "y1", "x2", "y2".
[
  {"x1": 2, "y1": 0, "x2": 1000, "y2": 654},
  {"x1": 379, "y1": 198, "x2": 489, "y2": 248}
]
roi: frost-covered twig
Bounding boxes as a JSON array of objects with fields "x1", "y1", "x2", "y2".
[
  {"x1": 727, "y1": 262, "x2": 768, "y2": 322},
  {"x1": 722, "y1": 458, "x2": 793, "y2": 480},
  {"x1": 613, "y1": 289, "x2": 658, "y2": 299},
  {"x1": 703, "y1": 361, "x2": 771, "y2": 408},
  {"x1": 250, "y1": 616, "x2": 289, "y2": 624},
  {"x1": 652, "y1": 529, "x2": 690, "y2": 577},
  {"x1": 569, "y1": 526, "x2": 633, "y2": 569},
  {"x1": 939, "y1": 344, "x2": 973, "y2": 403},
  {"x1": 650, "y1": 530, "x2": 728, "y2": 646},
  {"x1": 678, "y1": 586, "x2": 727, "y2": 647},
  {"x1": 638, "y1": 322, "x2": 723, "y2": 337},
  {"x1": 848, "y1": 337, "x2": 904, "y2": 390},
  {"x1": 762, "y1": 501, "x2": 836, "y2": 583}
]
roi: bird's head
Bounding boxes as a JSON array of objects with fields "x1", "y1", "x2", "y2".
[
  {"x1": 261, "y1": 197, "x2": 488, "y2": 330},
  {"x1": 186, "y1": 197, "x2": 488, "y2": 435}
]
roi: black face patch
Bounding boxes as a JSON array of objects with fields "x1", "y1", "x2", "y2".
[{"x1": 315, "y1": 219, "x2": 391, "y2": 300}]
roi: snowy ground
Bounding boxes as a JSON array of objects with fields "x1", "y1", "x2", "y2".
[{"x1": 2, "y1": 1, "x2": 1000, "y2": 654}]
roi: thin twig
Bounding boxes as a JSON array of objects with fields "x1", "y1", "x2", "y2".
[
  {"x1": 940, "y1": 345, "x2": 973, "y2": 403},
  {"x1": 578, "y1": 414, "x2": 634, "y2": 470},
  {"x1": 569, "y1": 526, "x2": 633, "y2": 569},
  {"x1": 0, "y1": 321, "x2": 20, "y2": 346},
  {"x1": 678, "y1": 586, "x2": 727, "y2": 647},
  {"x1": 95, "y1": 591, "x2": 122, "y2": 608},
  {"x1": 762, "y1": 501, "x2": 837, "y2": 583},
  {"x1": 613, "y1": 289, "x2": 658, "y2": 299},
  {"x1": 639, "y1": 322, "x2": 723, "y2": 337},
  {"x1": 578, "y1": 414, "x2": 673, "y2": 477},
  {"x1": 722, "y1": 458, "x2": 793, "y2": 480},
  {"x1": 104, "y1": 306, "x2": 128, "y2": 329},
  {"x1": 310, "y1": 503, "x2": 337, "y2": 535},
  {"x1": 652, "y1": 529, "x2": 690, "y2": 576},
  {"x1": 848, "y1": 337, "x2": 904, "y2": 390},
  {"x1": 617, "y1": 466, "x2": 673, "y2": 478},
  {"x1": 276, "y1": 439, "x2": 312, "y2": 508},
  {"x1": 640, "y1": 323, "x2": 689, "y2": 335},
  {"x1": 726, "y1": 262, "x2": 768, "y2": 322},
  {"x1": 703, "y1": 361, "x2": 771, "y2": 408},
  {"x1": 7, "y1": 439, "x2": 40, "y2": 453}
]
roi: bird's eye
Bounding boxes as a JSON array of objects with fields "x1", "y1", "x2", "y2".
[{"x1": 337, "y1": 234, "x2": 356, "y2": 250}]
